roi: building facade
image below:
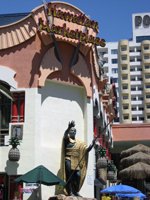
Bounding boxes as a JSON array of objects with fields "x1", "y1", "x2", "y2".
[
  {"x1": 97, "y1": 13, "x2": 150, "y2": 182},
  {"x1": 0, "y1": 2, "x2": 117, "y2": 200},
  {"x1": 98, "y1": 12, "x2": 150, "y2": 124}
]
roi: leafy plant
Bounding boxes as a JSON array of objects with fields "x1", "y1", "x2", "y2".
[
  {"x1": 95, "y1": 145, "x2": 107, "y2": 158},
  {"x1": 9, "y1": 137, "x2": 21, "y2": 148},
  {"x1": 99, "y1": 147, "x2": 106, "y2": 157}
]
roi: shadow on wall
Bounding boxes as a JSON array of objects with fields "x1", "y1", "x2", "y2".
[{"x1": 5, "y1": 160, "x2": 19, "y2": 175}]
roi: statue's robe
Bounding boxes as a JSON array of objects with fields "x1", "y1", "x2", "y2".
[{"x1": 55, "y1": 139, "x2": 89, "y2": 195}]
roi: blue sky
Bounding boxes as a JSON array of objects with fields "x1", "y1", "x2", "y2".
[{"x1": 0, "y1": 0, "x2": 149, "y2": 42}]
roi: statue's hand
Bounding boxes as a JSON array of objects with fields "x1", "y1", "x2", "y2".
[{"x1": 87, "y1": 138, "x2": 96, "y2": 152}]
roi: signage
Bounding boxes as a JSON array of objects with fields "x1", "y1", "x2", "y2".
[
  {"x1": 135, "y1": 15, "x2": 150, "y2": 27},
  {"x1": 48, "y1": 5, "x2": 99, "y2": 32},
  {"x1": 38, "y1": 4, "x2": 106, "y2": 47}
]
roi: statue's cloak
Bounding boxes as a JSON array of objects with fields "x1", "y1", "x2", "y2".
[{"x1": 55, "y1": 138, "x2": 88, "y2": 195}]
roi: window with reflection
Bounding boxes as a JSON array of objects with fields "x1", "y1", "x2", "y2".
[{"x1": 0, "y1": 81, "x2": 25, "y2": 146}]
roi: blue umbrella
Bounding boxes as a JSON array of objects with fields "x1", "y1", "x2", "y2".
[
  {"x1": 100, "y1": 184, "x2": 141, "y2": 194},
  {"x1": 116, "y1": 192, "x2": 146, "y2": 199}
]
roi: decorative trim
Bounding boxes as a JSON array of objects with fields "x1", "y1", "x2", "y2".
[{"x1": 0, "y1": 14, "x2": 36, "y2": 50}]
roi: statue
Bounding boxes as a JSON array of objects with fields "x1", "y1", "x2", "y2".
[{"x1": 57, "y1": 121, "x2": 95, "y2": 197}]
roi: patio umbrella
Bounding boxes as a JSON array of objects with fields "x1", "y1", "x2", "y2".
[
  {"x1": 116, "y1": 192, "x2": 146, "y2": 199},
  {"x1": 121, "y1": 144, "x2": 150, "y2": 158},
  {"x1": 119, "y1": 162, "x2": 150, "y2": 179},
  {"x1": 120, "y1": 152, "x2": 150, "y2": 168},
  {"x1": 100, "y1": 184, "x2": 141, "y2": 194},
  {"x1": 15, "y1": 165, "x2": 65, "y2": 200},
  {"x1": 15, "y1": 165, "x2": 65, "y2": 186}
]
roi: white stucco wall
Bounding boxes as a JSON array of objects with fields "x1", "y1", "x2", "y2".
[
  {"x1": 0, "y1": 65, "x2": 17, "y2": 88},
  {"x1": 22, "y1": 80, "x2": 94, "y2": 199}
]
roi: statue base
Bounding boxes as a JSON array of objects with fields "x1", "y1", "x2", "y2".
[{"x1": 48, "y1": 194, "x2": 96, "y2": 200}]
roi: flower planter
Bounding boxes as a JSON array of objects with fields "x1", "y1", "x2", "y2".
[
  {"x1": 107, "y1": 171, "x2": 115, "y2": 181},
  {"x1": 98, "y1": 168, "x2": 107, "y2": 182},
  {"x1": 97, "y1": 157, "x2": 107, "y2": 168},
  {"x1": 110, "y1": 175, "x2": 117, "y2": 183},
  {"x1": 8, "y1": 136, "x2": 21, "y2": 161},
  {"x1": 8, "y1": 147, "x2": 20, "y2": 161}
]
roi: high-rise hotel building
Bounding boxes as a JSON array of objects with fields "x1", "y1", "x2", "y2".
[{"x1": 97, "y1": 13, "x2": 150, "y2": 124}]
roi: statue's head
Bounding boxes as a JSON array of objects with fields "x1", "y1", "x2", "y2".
[
  {"x1": 64, "y1": 120, "x2": 76, "y2": 140},
  {"x1": 68, "y1": 127, "x2": 76, "y2": 140}
]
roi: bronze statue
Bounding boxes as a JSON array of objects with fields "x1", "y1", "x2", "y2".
[{"x1": 58, "y1": 121, "x2": 95, "y2": 196}]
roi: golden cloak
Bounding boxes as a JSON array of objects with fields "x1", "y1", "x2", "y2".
[{"x1": 55, "y1": 138, "x2": 89, "y2": 195}]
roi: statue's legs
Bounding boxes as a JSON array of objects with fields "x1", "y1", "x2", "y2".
[
  {"x1": 65, "y1": 159, "x2": 73, "y2": 195},
  {"x1": 72, "y1": 170, "x2": 81, "y2": 196},
  {"x1": 65, "y1": 159, "x2": 81, "y2": 196}
]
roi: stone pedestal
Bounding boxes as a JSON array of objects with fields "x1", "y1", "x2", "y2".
[{"x1": 48, "y1": 194, "x2": 96, "y2": 200}]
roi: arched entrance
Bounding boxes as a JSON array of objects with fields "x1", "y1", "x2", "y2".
[{"x1": 38, "y1": 80, "x2": 87, "y2": 173}]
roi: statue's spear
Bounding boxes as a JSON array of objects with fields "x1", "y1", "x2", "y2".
[{"x1": 65, "y1": 116, "x2": 115, "y2": 186}]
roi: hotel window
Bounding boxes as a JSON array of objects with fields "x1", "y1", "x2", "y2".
[
  {"x1": 137, "y1": 76, "x2": 143, "y2": 81},
  {"x1": 145, "y1": 84, "x2": 150, "y2": 89},
  {"x1": 130, "y1": 67, "x2": 136, "y2": 72},
  {"x1": 123, "y1": 105, "x2": 129, "y2": 110},
  {"x1": 130, "y1": 58, "x2": 135, "y2": 62},
  {"x1": 136, "y1": 48, "x2": 141, "y2": 53},
  {"x1": 131, "y1": 77, "x2": 136, "y2": 81},
  {"x1": 114, "y1": 78, "x2": 118, "y2": 83},
  {"x1": 137, "y1": 58, "x2": 141, "y2": 62},
  {"x1": 121, "y1": 55, "x2": 127, "y2": 61},
  {"x1": 136, "y1": 36, "x2": 150, "y2": 43},
  {"x1": 137, "y1": 67, "x2": 142, "y2": 71},
  {"x1": 122, "y1": 65, "x2": 127, "y2": 70},
  {"x1": 138, "y1": 86, "x2": 143, "y2": 91},
  {"x1": 147, "y1": 115, "x2": 150, "y2": 119},
  {"x1": 122, "y1": 84, "x2": 128, "y2": 90},
  {"x1": 146, "y1": 94, "x2": 150, "y2": 99},
  {"x1": 139, "y1": 117, "x2": 144, "y2": 121},
  {"x1": 130, "y1": 47, "x2": 135, "y2": 53},
  {"x1": 144, "y1": 55, "x2": 150, "y2": 60},
  {"x1": 138, "y1": 96, "x2": 143, "y2": 100},
  {"x1": 132, "y1": 107, "x2": 136, "y2": 111},
  {"x1": 132, "y1": 117, "x2": 137, "y2": 121},
  {"x1": 131, "y1": 97, "x2": 136, "y2": 101},
  {"x1": 121, "y1": 45, "x2": 127, "y2": 51},
  {"x1": 111, "y1": 49, "x2": 118, "y2": 54},
  {"x1": 145, "y1": 74, "x2": 150, "y2": 79},
  {"x1": 144, "y1": 45, "x2": 149, "y2": 50},
  {"x1": 123, "y1": 94, "x2": 128, "y2": 100},
  {"x1": 139, "y1": 107, "x2": 144, "y2": 111},
  {"x1": 146, "y1": 104, "x2": 150, "y2": 109},
  {"x1": 122, "y1": 75, "x2": 128, "y2": 80},
  {"x1": 112, "y1": 59, "x2": 118, "y2": 64},
  {"x1": 145, "y1": 65, "x2": 150, "y2": 69},
  {"x1": 112, "y1": 68, "x2": 118, "y2": 74},
  {"x1": 123, "y1": 115, "x2": 129, "y2": 120},
  {"x1": 131, "y1": 87, "x2": 136, "y2": 91}
]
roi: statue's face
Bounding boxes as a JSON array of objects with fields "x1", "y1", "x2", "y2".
[{"x1": 69, "y1": 127, "x2": 76, "y2": 139}]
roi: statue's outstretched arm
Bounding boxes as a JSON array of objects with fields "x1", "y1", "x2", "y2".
[{"x1": 87, "y1": 139, "x2": 95, "y2": 152}]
